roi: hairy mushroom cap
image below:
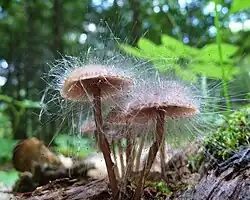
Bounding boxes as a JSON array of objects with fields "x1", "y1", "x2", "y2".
[
  {"x1": 61, "y1": 64, "x2": 132, "y2": 101},
  {"x1": 107, "y1": 80, "x2": 200, "y2": 125}
]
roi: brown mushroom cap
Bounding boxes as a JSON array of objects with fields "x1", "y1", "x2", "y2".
[
  {"x1": 107, "y1": 103, "x2": 198, "y2": 125},
  {"x1": 106, "y1": 81, "x2": 200, "y2": 125},
  {"x1": 61, "y1": 64, "x2": 132, "y2": 101}
]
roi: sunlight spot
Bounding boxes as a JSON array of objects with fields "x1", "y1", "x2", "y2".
[
  {"x1": 203, "y1": 1, "x2": 215, "y2": 15},
  {"x1": 216, "y1": 4, "x2": 222, "y2": 12},
  {"x1": 153, "y1": 0, "x2": 159, "y2": 6},
  {"x1": 0, "y1": 59, "x2": 8, "y2": 69},
  {"x1": 222, "y1": 7, "x2": 228, "y2": 15},
  {"x1": 117, "y1": 0, "x2": 124, "y2": 7},
  {"x1": 229, "y1": 21, "x2": 245, "y2": 33},
  {"x1": 0, "y1": 76, "x2": 7, "y2": 86},
  {"x1": 162, "y1": 5, "x2": 169, "y2": 13},
  {"x1": 79, "y1": 33, "x2": 87, "y2": 44},
  {"x1": 92, "y1": 0, "x2": 102, "y2": 6},
  {"x1": 88, "y1": 23, "x2": 97, "y2": 32},
  {"x1": 183, "y1": 36, "x2": 190, "y2": 44},
  {"x1": 208, "y1": 26, "x2": 216, "y2": 37},
  {"x1": 178, "y1": 0, "x2": 186, "y2": 9},
  {"x1": 192, "y1": 18, "x2": 199, "y2": 26},
  {"x1": 153, "y1": 6, "x2": 160, "y2": 13}
]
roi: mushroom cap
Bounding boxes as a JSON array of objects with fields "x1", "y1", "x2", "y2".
[
  {"x1": 61, "y1": 64, "x2": 132, "y2": 101},
  {"x1": 106, "y1": 80, "x2": 199, "y2": 125},
  {"x1": 107, "y1": 103, "x2": 198, "y2": 124}
]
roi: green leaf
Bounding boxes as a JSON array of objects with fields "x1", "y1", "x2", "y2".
[
  {"x1": 137, "y1": 38, "x2": 168, "y2": 59},
  {"x1": 230, "y1": 0, "x2": 250, "y2": 13},
  {"x1": 151, "y1": 58, "x2": 179, "y2": 72},
  {"x1": 197, "y1": 43, "x2": 238, "y2": 62},
  {"x1": 119, "y1": 44, "x2": 146, "y2": 58},
  {"x1": 0, "y1": 139, "x2": 19, "y2": 163},
  {"x1": 161, "y1": 34, "x2": 199, "y2": 57},
  {"x1": 213, "y1": 0, "x2": 223, "y2": 4},
  {"x1": 174, "y1": 65, "x2": 197, "y2": 82},
  {"x1": 20, "y1": 100, "x2": 42, "y2": 109},
  {"x1": 190, "y1": 63, "x2": 239, "y2": 80},
  {"x1": 0, "y1": 170, "x2": 19, "y2": 186}
]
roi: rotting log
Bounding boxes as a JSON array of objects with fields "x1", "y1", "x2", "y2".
[
  {"x1": 177, "y1": 148, "x2": 250, "y2": 200},
  {"x1": 16, "y1": 178, "x2": 111, "y2": 200}
]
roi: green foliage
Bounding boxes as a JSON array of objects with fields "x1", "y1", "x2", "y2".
[
  {"x1": 120, "y1": 35, "x2": 239, "y2": 82},
  {"x1": 54, "y1": 134, "x2": 95, "y2": 159},
  {"x1": 0, "y1": 94, "x2": 42, "y2": 137},
  {"x1": 0, "y1": 95, "x2": 42, "y2": 109},
  {"x1": 0, "y1": 170, "x2": 19, "y2": 186},
  {"x1": 230, "y1": 0, "x2": 250, "y2": 13},
  {"x1": 0, "y1": 138, "x2": 19, "y2": 163},
  {"x1": 203, "y1": 108, "x2": 250, "y2": 161},
  {"x1": 0, "y1": 112, "x2": 12, "y2": 138},
  {"x1": 155, "y1": 182, "x2": 171, "y2": 194}
]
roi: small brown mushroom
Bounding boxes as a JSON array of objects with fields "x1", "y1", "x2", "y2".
[
  {"x1": 61, "y1": 64, "x2": 133, "y2": 197},
  {"x1": 61, "y1": 65, "x2": 132, "y2": 101},
  {"x1": 107, "y1": 80, "x2": 199, "y2": 200}
]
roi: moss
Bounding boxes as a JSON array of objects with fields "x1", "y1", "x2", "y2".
[{"x1": 203, "y1": 108, "x2": 250, "y2": 161}]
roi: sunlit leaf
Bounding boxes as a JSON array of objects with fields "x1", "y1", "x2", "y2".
[
  {"x1": 197, "y1": 43, "x2": 238, "y2": 62},
  {"x1": 230, "y1": 0, "x2": 250, "y2": 13},
  {"x1": 190, "y1": 63, "x2": 239, "y2": 80},
  {"x1": 119, "y1": 44, "x2": 146, "y2": 58},
  {"x1": 0, "y1": 138, "x2": 19, "y2": 163},
  {"x1": 161, "y1": 34, "x2": 199, "y2": 57},
  {"x1": 20, "y1": 100, "x2": 42, "y2": 109},
  {"x1": 0, "y1": 170, "x2": 19, "y2": 186},
  {"x1": 151, "y1": 58, "x2": 178, "y2": 72},
  {"x1": 174, "y1": 65, "x2": 197, "y2": 82},
  {"x1": 137, "y1": 38, "x2": 168, "y2": 59}
]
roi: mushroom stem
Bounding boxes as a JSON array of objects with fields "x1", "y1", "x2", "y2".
[
  {"x1": 117, "y1": 139, "x2": 125, "y2": 177},
  {"x1": 134, "y1": 110, "x2": 165, "y2": 200},
  {"x1": 111, "y1": 140, "x2": 120, "y2": 179},
  {"x1": 135, "y1": 134, "x2": 146, "y2": 172},
  {"x1": 160, "y1": 133, "x2": 166, "y2": 180},
  {"x1": 93, "y1": 88, "x2": 119, "y2": 197},
  {"x1": 126, "y1": 136, "x2": 132, "y2": 165},
  {"x1": 121, "y1": 138, "x2": 137, "y2": 193}
]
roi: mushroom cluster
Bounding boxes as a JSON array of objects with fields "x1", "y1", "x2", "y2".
[{"x1": 58, "y1": 62, "x2": 199, "y2": 199}]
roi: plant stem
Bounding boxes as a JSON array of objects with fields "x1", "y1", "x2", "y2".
[
  {"x1": 93, "y1": 88, "x2": 119, "y2": 198},
  {"x1": 135, "y1": 134, "x2": 146, "y2": 172},
  {"x1": 122, "y1": 138, "x2": 137, "y2": 194},
  {"x1": 126, "y1": 136, "x2": 132, "y2": 165},
  {"x1": 160, "y1": 132, "x2": 166, "y2": 180},
  {"x1": 111, "y1": 140, "x2": 120, "y2": 179},
  {"x1": 118, "y1": 139, "x2": 125, "y2": 177},
  {"x1": 215, "y1": 2, "x2": 231, "y2": 110},
  {"x1": 134, "y1": 110, "x2": 165, "y2": 200}
]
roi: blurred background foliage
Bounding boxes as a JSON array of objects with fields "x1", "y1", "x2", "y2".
[{"x1": 0, "y1": 0, "x2": 249, "y2": 185}]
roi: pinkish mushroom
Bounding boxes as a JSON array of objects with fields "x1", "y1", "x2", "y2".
[
  {"x1": 107, "y1": 79, "x2": 199, "y2": 199},
  {"x1": 61, "y1": 64, "x2": 133, "y2": 197}
]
